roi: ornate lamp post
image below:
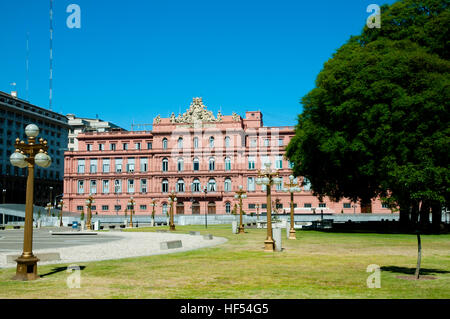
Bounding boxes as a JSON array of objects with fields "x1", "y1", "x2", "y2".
[
  {"x1": 150, "y1": 199, "x2": 157, "y2": 226},
  {"x1": 234, "y1": 185, "x2": 247, "y2": 234},
  {"x1": 168, "y1": 191, "x2": 177, "y2": 231},
  {"x1": 45, "y1": 202, "x2": 53, "y2": 217},
  {"x1": 256, "y1": 203, "x2": 260, "y2": 220},
  {"x1": 57, "y1": 198, "x2": 64, "y2": 227},
  {"x1": 85, "y1": 195, "x2": 94, "y2": 230},
  {"x1": 283, "y1": 175, "x2": 301, "y2": 240},
  {"x1": 9, "y1": 123, "x2": 51, "y2": 280},
  {"x1": 49, "y1": 186, "x2": 53, "y2": 208},
  {"x1": 128, "y1": 196, "x2": 135, "y2": 227},
  {"x1": 203, "y1": 186, "x2": 208, "y2": 229},
  {"x1": 256, "y1": 162, "x2": 283, "y2": 252}
]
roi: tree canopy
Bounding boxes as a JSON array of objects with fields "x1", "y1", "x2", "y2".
[{"x1": 285, "y1": 0, "x2": 449, "y2": 223}]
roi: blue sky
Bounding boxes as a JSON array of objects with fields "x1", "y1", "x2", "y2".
[{"x1": 0, "y1": 0, "x2": 396, "y2": 129}]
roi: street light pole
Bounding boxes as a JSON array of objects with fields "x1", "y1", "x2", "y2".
[
  {"x1": 234, "y1": 185, "x2": 247, "y2": 234},
  {"x1": 283, "y1": 175, "x2": 301, "y2": 240},
  {"x1": 168, "y1": 191, "x2": 177, "y2": 231},
  {"x1": 256, "y1": 203, "x2": 260, "y2": 220},
  {"x1": 2, "y1": 189, "x2": 6, "y2": 226},
  {"x1": 256, "y1": 162, "x2": 283, "y2": 252},
  {"x1": 58, "y1": 199, "x2": 64, "y2": 227},
  {"x1": 9, "y1": 124, "x2": 52, "y2": 281},
  {"x1": 85, "y1": 195, "x2": 94, "y2": 230},
  {"x1": 128, "y1": 197, "x2": 135, "y2": 228},
  {"x1": 203, "y1": 186, "x2": 208, "y2": 229},
  {"x1": 150, "y1": 199, "x2": 157, "y2": 226}
]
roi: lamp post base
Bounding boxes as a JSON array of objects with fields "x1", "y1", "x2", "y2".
[
  {"x1": 128, "y1": 222, "x2": 133, "y2": 228},
  {"x1": 239, "y1": 225, "x2": 245, "y2": 234},
  {"x1": 289, "y1": 228, "x2": 296, "y2": 240},
  {"x1": 264, "y1": 239, "x2": 275, "y2": 252},
  {"x1": 13, "y1": 255, "x2": 40, "y2": 281},
  {"x1": 170, "y1": 224, "x2": 176, "y2": 231}
]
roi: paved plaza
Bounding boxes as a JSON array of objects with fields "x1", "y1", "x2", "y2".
[{"x1": 0, "y1": 228, "x2": 227, "y2": 268}]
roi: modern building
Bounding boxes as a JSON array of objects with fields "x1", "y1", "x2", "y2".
[
  {"x1": 0, "y1": 90, "x2": 69, "y2": 205},
  {"x1": 63, "y1": 97, "x2": 391, "y2": 216},
  {"x1": 66, "y1": 114, "x2": 125, "y2": 151}
]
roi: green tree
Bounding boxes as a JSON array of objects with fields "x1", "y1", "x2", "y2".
[{"x1": 286, "y1": 0, "x2": 449, "y2": 279}]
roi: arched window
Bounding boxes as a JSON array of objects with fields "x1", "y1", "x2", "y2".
[
  {"x1": 193, "y1": 137, "x2": 199, "y2": 149},
  {"x1": 208, "y1": 178, "x2": 216, "y2": 192},
  {"x1": 225, "y1": 202, "x2": 231, "y2": 214},
  {"x1": 178, "y1": 137, "x2": 183, "y2": 149},
  {"x1": 209, "y1": 136, "x2": 215, "y2": 148},
  {"x1": 162, "y1": 179, "x2": 169, "y2": 193},
  {"x1": 177, "y1": 158, "x2": 184, "y2": 172},
  {"x1": 224, "y1": 178, "x2": 232, "y2": 192},
  {"x1": 209, "y1": 157, "x2": 215, "y2": 171},
  {"x1": 225, "y1": 136, "x2": 231, "y2": 148},
  {"x1": 162, "y1": 138, "x2": 168, "y2": 150},
  {"x1": 162, "y1": 158, "x2": 168, "y2": 172},
  {"x1": 193, "y1": 157, "x2": 200, "y2": 171},
  {"x1": 225, "y1": 157, "x2": 231, "y2": 171},
  {"x1": 192, "y1": 178, "x2": 201, "y2": 192},
  {"x1": 177, "y1": 179, "x2": 185, "y2": 193}
]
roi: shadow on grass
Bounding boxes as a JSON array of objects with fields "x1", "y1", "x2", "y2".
[
  {"x1": 381, "y1": 266, "x2": 450, "y2": 275},
  {"x1": 40, "y1": 265, "x2": 86, "y2": 278}
]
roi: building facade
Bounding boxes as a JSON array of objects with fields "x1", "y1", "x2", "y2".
[
  {"x1": 66, "y1": 114, "x2": 125, "y2": 151},
  {"x1": 63, "y1": 97, "x2": 391, "y2": 216},
  {"x1": 0, "y1": 90, "x2": 69, "y2": 205}
]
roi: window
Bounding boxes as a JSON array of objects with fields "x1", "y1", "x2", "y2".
[
  {"x1": 247, "y1": 177, "x2": 255, "y2": 191},
  {"x1": 99, "y1": 144, "x2": 104, "y2": 151},
  {"x1": 162, "y1": 158, "x2": 168, "y2": 172},
  {"x1": 225, "y1": 202, "x2": 231, "y2": 214},
  {"x1": 303, "y1": 178, "x2": 311, "y2": 191},
  {"x1": 319, "y1": 203, "x2": 326, "y2": 208},
  {"x1": 102, "y1": 180, "x2": 109, "y2": 193},
  {"x1": 248, "y1": 203, "x2": 256, "y2": 209},
  {"x1": 264, "y1": 139, "x2": 270, "y2": 147},
  {"x1": 248, "y1": 156, "x2": 255, "y2": 170},
  {"x1": 77, "y1": 180, "x2": 84, "y2": 194},
  {"x1": 225, "y1": 136, "x2": 231, "y2": 148},
  {"x1": 114, "y1": 179, "x2": 122, "y2": 193},
  {"x1": 177, "y1": 179, "x2": 185, "y2": 193},
  {"x1": 140, "y1": 179, "x2": 147, "y2": 193},
  {"x1": 135, "y1": 142, "x2": 141, "y2": 150},
  {"x1": 276, "y1": 177, "x2": 283, "y2": 191},
  {"x1": 114, "y1": 205, "x2": 121, "y2": 212},
  {"x1": 69, "y1": 138, "x2": 74, "y2": 143},
  {"x1": 140, "y1": 205, "x2": 147, "y2": 210},
  {"x1": 102, "y1": 205, "x2": 109, "y2": 211},
  {"x1": 177, "y1": 158, "x2": 184, "y2": 172},
  {"x1": 275, "y1": 155, "x2": 283, "y2": 169},
  {"x1": 225, "y1": 157, "x2": 231, "y2": 171},
  {"x1": 102, "y1": 159, "x2": 110, "y2": 173},
  {"x1": 123, "y1": 143, "x2": 128, "y2": 150},
  {"x1": 250, "y1": 139, "x2": 257, "y2": 147},
  {"x1": 87, "y1": 144, "x2": 92, "y2": 151},
  {"x1": 382, "y1": 203, "x2": 389, "y2": 208},
  {"x1": 77, "y1": 206, "x2": 84, "y2": 211},
  {"x1": 77, "y1": 159, "x2": 85, "y2": 173},
  {"x1": 343, "y1": 203, "x2": 351, "y2": 209},
  {"x1": 115, "y1": 158, "x2": 123, "y2": 172},
  {"x1": 208, "y1": 179, "x2": 216, "y2": 192},
  {"x1": 90, "y1": 159, "x2": 98, "y2": 173},
  {"x1": 193, "y1": 157, "x2": 199, "y2": 171},
  {"x1": 209, "y1": 157, "x2": 215, "y2": 171},
  {"x1": 110, "y1": 143, "x2": 116, "y2": 151},
  {"x1": 162, "y1": 138, "x2": 168, "y2": 150},
  {"x1": 162, "y1": 179, "x2": 169, "y2": 193},
  {"x1": 128, "y1": 179, "x2": 134, "y2": 193},
  {"x1": 224, "y1": 178, "x2": 232, "y2": 192},
  {"x1": 127, "y1": 158, "x2": 135, "y2": 172},
  {"x1": 304, "y1": 203, "x2": 312, "y2": 208},
  {"x1": 193, "y1": 137, "x2": 199, "y2": 149},
  {"x1": 192, "y1": 178, "x2": 201, "y2": 192},
  {"x1": 209, "y1": 136, "x2": 214, "y2": 148},
  {"x1": 278, "y1": 138, "x2": 284, "y2": 146},
  {"x1": 288, "y1": 161, "x2": 294, "y2": 169},
  {"x1": 178, "y1": 137, "x2": 183, "y2": 149},
  {"x1": 147, "y1": 142, "x2": 152, "y2": 149},
  {"x1": 90, "y1": 180, "x2": 97, "y2": 194},
  {"x1": 140, "y1": 158, "x2": 148, "y2": 172}
]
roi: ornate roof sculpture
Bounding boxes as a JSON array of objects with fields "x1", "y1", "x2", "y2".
[{"x1": 171, "y1": 97, "x2": 222, "y2": 123}]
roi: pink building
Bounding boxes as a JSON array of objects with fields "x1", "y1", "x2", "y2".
[{"x1": 63, "y1": 98, "x2": 391, "y2": 216}]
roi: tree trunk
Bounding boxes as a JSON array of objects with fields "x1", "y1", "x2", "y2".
[{"x1": 415, "y1": 233, "x2": 421, "y2": 280}]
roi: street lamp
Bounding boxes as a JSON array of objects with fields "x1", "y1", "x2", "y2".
[
  {"x1": 49, "y1": 186, "x2": 53, "y2": 208},
  {"x1": 2, "y1": 189, "x2": 5, "y2": 226},
  {"x1": 203, "y1": 186, "x2": 208, "y2": 229},
  {"x1": 57, "y1": 198, "x2": 64, "y2": 227},
  {"x1": 45, "y1": 202, "x2": 53, "y2": 217},
  {"x1": 234, "y1": 185, "x2": 247, "y2": 234},
  {"x1": 256, "y1": 203, "x2": 260, "y2": 220},
  {"x1": 9, "y1": 123, "x2": 51, "y2": 280},
  {"x1": 150, "y1": 199, "x2": 157, "y2": 226},
  {"x1": 85, "y1": 195, "x2": 94, "y2": 230},
  {"x1": 282, "y1": 175, "x2": 302, "y2": 240},
  {"x1": 128, "y1": 197, "x2": 135, "y2": 227},
  {"x1": 256, "y1": 162, "x2": 283, "y2": 252},
  {"x1": 168, "y1": 191, "x2": 177, "y2": 231}
]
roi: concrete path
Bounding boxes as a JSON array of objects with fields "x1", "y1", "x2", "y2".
[{"x1": 0, "y1": 229, "x2": 227, "y2": 268}]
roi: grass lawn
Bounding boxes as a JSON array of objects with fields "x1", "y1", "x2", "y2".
[{"x1": 0, "y1": 224, "x2": 449, "y2": 299}]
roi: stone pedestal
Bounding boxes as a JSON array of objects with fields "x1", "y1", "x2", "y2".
[
  {"x1": 231, "y1": 221, "x2": 238, "y2": 234},
  {"x1": 94, "y1": 221, "x2": 100, "y2": 231},
  {"x1": 80, "y1": 220, "x2": 85, "y2": 231},
  {"x1": 273, "y1": 227, "x2": 282, "y2": 252},
  {"x1": 13, "y1": 255, "x2": 40, "y2": 281}
]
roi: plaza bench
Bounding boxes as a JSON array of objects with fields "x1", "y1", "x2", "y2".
[{"x1": 160, "y1": 240, "x2": 182, "y2": 250}]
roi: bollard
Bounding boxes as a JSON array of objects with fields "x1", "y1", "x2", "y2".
[
  {"x1": 273, "y1": 227, "x2": 282, "y2": 252},
  {"x1": 231, "y1": 221, "x2": 238, "y2": 234}
]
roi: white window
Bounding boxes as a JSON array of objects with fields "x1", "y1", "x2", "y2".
[
  {"x1": 303, "y1": 178, "x2": 311, "y2": 191},
  {"x1": 77, "y1": 159, "x2": 85, "y2": 173},
  {"x1": 209, "y1": 157, "x2": 215, "y2": 171},
  {"x1": 110, "y1": 143, "x2": 116, "y2": 151},
  {"x1": 177, "y1": 179, "x2": 185, "y2": 193},
  {"x1": 115, "y1": 158, "x2": 123, "y2": 173},
  {"x1": 278, "y1": 138, "x2": 284, "y2": 146},
  {"x1": 247, "y1": 177, "x2": 255, "y2": 191},
  {"x1": 86, "y1": 144, "x2": 92, "y2": 151},
  {"x1": 224, "y1": 178, "x2": 232, "y2": 192},
  {"x1": 177, "y1": 158, "x2": 184, "y2": 172},
  {"x1": 261, "y1": 156, "x2": 271, "y2": 167},
  {"x1": 264, "y1": 139, "x2": 270, "y2": 147},
  {"x1": 162, "y1": 179, "x2": 169, "y2": 193},
  {"x1": 114, "y1": 179, "x2": 122, "y2": 193},
  {"x1": 127, "y1": 158, "x2": 135, "y2": 172},
  {"x1": 90, "y1": 180, "x2": 97, "y2": 194},
  {"x1": 162, "y1": 138, "x2": 168, "y2": 150},
  {"x1": 127, "y1": 179, "x2": 134, "y2": 193},
  {"x1": 192, "y1": 179, "x2": 201, "y2": 192},
  {"x1": 102, "y1": 159, "x2": 110, "y2": 173},
  {"x1": 250, "y1": 139, "x2": 257, "y2": 147},
  {"x1": 193, "y1": 157, "x2": 199, "y2": 171},
  {"x1": 225, "y1": 157, "x2": 231, "y2": 171},
  {"x1": 123, "y1": 143, "x2": 128, "y2": 150},
  {"x1": 209, "y1": 136, "x2": 214, "y2": 148},
  {"x1": 140, "y1": 158, "x2": 148, "y2": 172},
  {"x1": 102, "y1": 180, "x2": 109, "y2": 194},
  {"x1": 135, "y1": 142, "x2": 141, "y2": 150},
  {"x1": 90, "y1": 159, "x2": 98, "y2": 173},
  {"x1": 248, "y1": 156, "x2": 255, "y2": 170},
  {"x1": 193, "y1": 137, "x2": 199, "y2": 149},
  {"x1": 276, "y1": 177, "x2": 283, "y2": 191},
  {"x1": 225, "y1": 202, "x2": 231, "y2": 214},
  {"x1": 141, "y1": 179, "x2": 147, "y2": 193},
  {"x1": 77, "y1": 180, "x2": 84, "y2": 194},
  {"x1": 178, "y1": 137, "x2": 183, "y2": 149},
  {"x1": 225, "y1": 136, "x2": 231, "y2": 148},
  {"x1": 147, "y1": 142, "x2": 152, "y2": 149},
  {"x1": 208, "y1": 179, "x2": 216, "y2": 192},
  {"x1": 162, "y1": 158, "x2": 168, "y2": 172},
  {"x1": 99, "y1": 144, "x2": 104, "y2": 151},
  {"x1": 275, "y1": 155, "x2": 283, "y2": 169}
]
